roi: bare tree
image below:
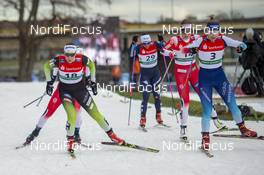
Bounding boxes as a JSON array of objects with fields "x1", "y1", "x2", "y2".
[
  {"x1": 185, "y1": 14, "x2": 197, "y2": 21},
  {"x1": 2, "y1": 0, "x2": 111, "y2": 81},
  {"x1": 215, "y1": 11, "x2": 230, "y2": 20},
  {"x1": 232, "y1": 10, "x2": 245, "y2": 19}
]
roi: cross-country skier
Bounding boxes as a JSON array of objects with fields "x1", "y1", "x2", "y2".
[
  {"x1": 23, "y1": 59, "x2": 83, "y2": 145},
  {"x1": 185, "y1": 20, "x2": 257, "y2": 150},
  {"x1": 134, "y1": 34, "x2": 173, "y2": 130},
  {"x1": 164, "y1": 20, "x2": 227, "y2": 141},
  {"x1": 47, "y1": 43, "x2": 124, "y2": 153}
]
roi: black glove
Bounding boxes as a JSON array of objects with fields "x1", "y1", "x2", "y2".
[
  {"x1": 90, "y1": 81, "x2": 98, "y2": 95},
  {"x1": 86, "y1": 76, "x2": 97, "y2": 95},
  {"x1": 190, "y1": 47, "x2": 198, "y2": 54},
  {"x1": 236, "y1": 46, "x2": 242, "y2": 53},
  {"x1": 46, "y1": 81, "x2": 54, "y2": 96}
]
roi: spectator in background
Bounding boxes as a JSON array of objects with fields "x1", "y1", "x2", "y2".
[
  {"x1": 111, "y1": 65, "x2": 121, "y2": 85},
  {"x1": 128, "y1": 35, "x2": 140, "y2": 86}
]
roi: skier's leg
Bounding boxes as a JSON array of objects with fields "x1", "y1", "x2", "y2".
[
  {"x1": 214, "y1": 72, "x2": 243, "y2": 124},
  {"x1": 199, "y1": 82, "x2": 213, "y2": 150},
  {"x1": 37, "y1": 87, "x2": 62, "y2": 128},
  {"x1": 190, "y1": 66, "x2": 225, "y2": 129},
  {"x1": 151, "y1": 70, "x2": 162, "y2": 124},
  {"x1": 73, "y1": 100, "x2": 82, "y2": 143},
  {"x1": 25, "y1": 87, "x2": 62, "y2": 144},
  {"x1": 139, "y1": 73, "x2": 151, "y2": 127},
  {"x1": 199, "y1": 85, "x2": 213, "y2": 132},
  {"x1": 199, "y1": 68, "x2": 215, "y2": 150},
  {"x1": 214, "y1": 69, "x2": 257, "y2": 137},
  {"x1": 174, "y1": 65, "x2": 190, "y2": 127},
  {"x1": 63, "y1": 100, "x2": 77, "y2": 137},
  {"x1": 73, "y1": 88, "x2": 124, "y2": 144}
]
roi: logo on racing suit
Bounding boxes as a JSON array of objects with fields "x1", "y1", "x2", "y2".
[
  {"x1": 203, "y1": 44, "x2": 208, "y2": 50},
  {"x1": 60, "y1": 65, "x2": 65, "y2": 70},
  {"x1": 179, "y1": 84, "x2": 184, "y2": 90},
  {"x1": 53, "y1": 97, "x2": 58, "y2": 103},
  {"x1": 179, "y1": 44, "x2": 183, "y2": 49}
]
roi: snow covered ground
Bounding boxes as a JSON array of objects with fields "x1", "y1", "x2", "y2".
[{"x1": 0, "y1": 82, "x2": 264, "y2": 175}]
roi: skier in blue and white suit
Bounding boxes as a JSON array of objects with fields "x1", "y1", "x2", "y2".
[{"x1": 185, "y1": 21, "x2": 258, "y2": 150}]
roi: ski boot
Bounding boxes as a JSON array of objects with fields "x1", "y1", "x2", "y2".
[
  {"x1": 25, "y1": 126, "x2": 41, "y2": 145},
  {"x1": 140, "y1": 116, "x2": 146, "y2": 128},
  {"x1": 74, "y1": 128, "x2": 81, "y2": 144},
  {"x1": 67, "y1": 135, "x2": 75, "y2": 153},
  {"x1": 180, "y1": 125, "x2": 188, "y2": 141},
  {"x1": 156, "y1": 112, "x2": 163, "y2": 124},
  {"x1": 201, "y1": 132, "x2": 210, "y2": 150},
  {"x1": 237, "y1": 121, "x2": 257, "y2": 137},
  {"x1": 107, "y1": 129, "x2": 124, "y2": 145}
]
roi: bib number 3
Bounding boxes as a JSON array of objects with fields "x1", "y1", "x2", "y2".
[{"x1": 210, "y1": 53, "x2": 216, "y2": 60}]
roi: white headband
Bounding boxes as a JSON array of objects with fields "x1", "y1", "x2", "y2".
[
  {"x1": 64, "y1": 45, "x2": 77, "y2": 54},
  {"x1": 140, "y1": 34, "x2": 151, "y2": 44}
]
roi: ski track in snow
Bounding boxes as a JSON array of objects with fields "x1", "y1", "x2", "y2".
[{"x1": 0, "y1": 82, "x2": 264, "y2": 175}]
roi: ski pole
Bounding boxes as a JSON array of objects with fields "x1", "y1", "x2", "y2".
[
  {"x1": 36, "y1": 92, "x2": 47, "y2": 107},
  {"x1": 128, "y1": 50, "x2": 137, "y2": 126},
  {"x1": 232, "y1": 55, "x2": 240, "y2": 87},
  {"x1": 160, "y1": 58, "x2": 174, "y2": 87},
  {"x1": 161, "y1": 54, "x2": 177, "y2": 118},
  {"x1": 23, "y1": 92, "x2": 46, "y2": 108}
]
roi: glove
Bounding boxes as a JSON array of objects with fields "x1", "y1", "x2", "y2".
[
  {"x1": 46, "y1": 81, "x2": 54, "y2": 96},
  {"x1": 86, "y1": 76, "x2": 97, "y2": 95},
  {"x1": 169, "y1": 51, "x2": 175, "y2": 60},
  {"x1": 190, "y1": 48, "x2": 198, "y2": 54},
  {"x1": 90, "y1": 81, "x2": 98, "y2": 96},
  {"x1": 237, "y1": 43, "x2": 247, "y2": 53}
]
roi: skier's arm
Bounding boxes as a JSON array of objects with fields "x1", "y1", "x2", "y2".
[
  {"x1": 48, "y1": 57, "x2": 59, "y2": 83},
  {"x1": 46, "y1": 57, "x2": 59, "y2": 96},
  {"x1": 164, "y1": 36, "x2": 178, "y2": 50},
  {"x1": 185, "y1": 37, "x2": 203, "y2": 48},
  {"x1": 222, "y1": 36, "x2": 245, "y2": 48},
  {"x1": 222, "y1": 35, "x2": 247, "y2": 52},
  {"x1": 83, "y1": 55, "x2": 97, "y2": 95},
  {"x1": 43, "y1": 61, "x2": 51, "y2": 81},
  {"x1": 155, "y1": 41, "x2": 174, "y2": 58},
  {"x1": 85, "y1": 56, "x2": 96, "y2": 82}
]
